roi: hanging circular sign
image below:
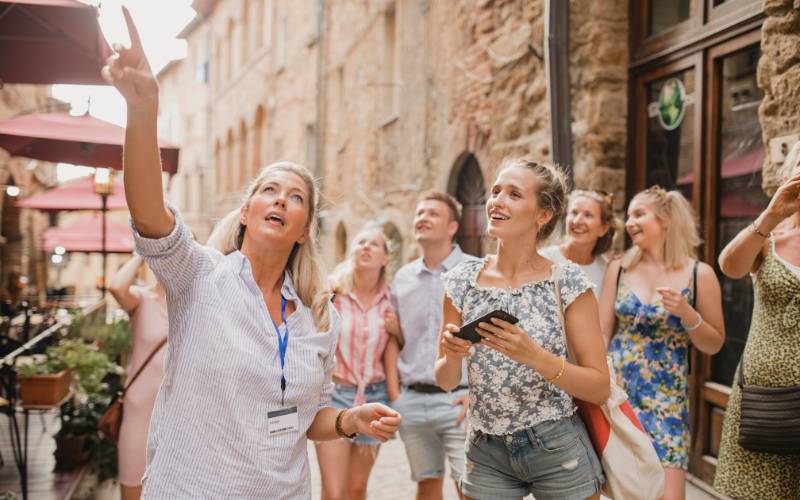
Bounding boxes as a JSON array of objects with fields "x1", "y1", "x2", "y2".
[{"x1": 657, "y1": 78, "x2": 687, "y2": 131}]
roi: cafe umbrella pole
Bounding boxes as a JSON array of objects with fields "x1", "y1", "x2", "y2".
[{"x1": 94, "y1": 168, "x2": 113, "y2": 296}]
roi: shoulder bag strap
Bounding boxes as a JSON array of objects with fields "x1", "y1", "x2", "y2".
[
  {"x1": 121, "y1": 337, "x2": 168, "y2": 396},
  {"x1": 692, "y1": 260, "x2": 698, "y2": 308},
  {"x1": 552, "y1": 266, "x2": 575, "y2": 362}
]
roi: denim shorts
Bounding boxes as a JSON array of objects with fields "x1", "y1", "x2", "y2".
[
  {"x1": 462, "y1": 413, "x2": 605, "y2": 500},
  {"x1": 331, "y1": 381, "x2": 389, "y2": 446},
  {"x1": 390, "y1": 388, "x2": 468, "y2": 483}
]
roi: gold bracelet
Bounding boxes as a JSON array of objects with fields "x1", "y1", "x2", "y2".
[
  {"x1": 545, "y1": 356, "x2": 566, "y2": 384},
  {"x1": 335, "y1": 409, "x2": 357, "y2": 439},
  {"x1": 750, "y1": 221, "x2": 770, "y2": 239}
]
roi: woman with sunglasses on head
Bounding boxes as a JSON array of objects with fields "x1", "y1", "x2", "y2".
[
  {"x1": 713, "y1": 142, "x2": 800, "y2": 500},
  {"x1": 540, "y1": 190, "x2": 620, "y2": 299},
  {"x1": 436, "y1": 158, "x2": 610, "y2": 500},
  {"x1": 598, "y1": 187, "x2": 725, "y2": 500},
  {"x1": 102, "y1": 9, "x2": 400, "y2": 498}
]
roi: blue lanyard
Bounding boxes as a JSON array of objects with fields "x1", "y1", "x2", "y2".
[{"x1": 271, "y1": 296, "x2": 289, "y2": 406}]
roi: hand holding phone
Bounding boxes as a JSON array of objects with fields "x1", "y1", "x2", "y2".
[{"x1": 454, "y1": 309, "x2": 519, "y2": 344}]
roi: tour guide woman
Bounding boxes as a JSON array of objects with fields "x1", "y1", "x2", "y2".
[{"x1": 102, "y1": 8, "x2": 401, "y2": 498}]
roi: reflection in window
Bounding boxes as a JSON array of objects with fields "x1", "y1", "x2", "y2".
[
  {"x1": 712, "y1": 45, "x2": 768, "y2": 386},
  {"x1": 645, "y1": 70, "x2": 696, "y2": 201},
  {"x1": 648, "y1": 0, "x2": 692, "y2": 36}
]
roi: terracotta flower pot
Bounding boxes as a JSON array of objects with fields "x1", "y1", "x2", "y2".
[{"x1": 17, "y1": 369, "x2": 71, "y2": 406}]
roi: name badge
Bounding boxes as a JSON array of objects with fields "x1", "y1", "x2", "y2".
[{"x1": 268, "y1": 407, "x2": 299, "y2": 436}]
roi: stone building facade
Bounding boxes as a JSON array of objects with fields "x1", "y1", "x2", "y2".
[{"x1": 159, "y1": 0, "x2": 798, "y2": 487}]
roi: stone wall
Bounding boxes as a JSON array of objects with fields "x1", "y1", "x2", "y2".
[
  {"x1": 758, "y1": 0, "x2": 800, "y2": 191},
  {"x1": 165, "y1": 0, "x2": 632, "y2": 267},
  {"x1": 570, "y1": 0, "x2": 628, "y2": 203}
]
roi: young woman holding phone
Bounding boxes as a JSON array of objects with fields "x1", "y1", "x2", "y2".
[{"x1": 435, "y1": 158, "x2": 609, "y2": 500}]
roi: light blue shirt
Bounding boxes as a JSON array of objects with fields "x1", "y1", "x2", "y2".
[{"x1": 390, "y1": 245, "x2": 475, "y2": 386}]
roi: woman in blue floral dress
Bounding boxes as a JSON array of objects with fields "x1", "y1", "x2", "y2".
[{"x1": 599, "y1": 187, "x2": 726, "y2": 500}]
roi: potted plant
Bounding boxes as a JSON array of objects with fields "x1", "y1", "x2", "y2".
[{"x1": 16, "y1": 357, "x2": 70, "y2": 406}]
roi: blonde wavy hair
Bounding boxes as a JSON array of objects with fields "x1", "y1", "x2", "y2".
[
  {"x1": 328, "y1": 224, "x2": 390, "y2": 296},
  {"x1": 622, "y1": 186, "x2": 701, "y2": 270},
  {"x1": 206, "y1": 161, "x2": 331, "y2": 331}
]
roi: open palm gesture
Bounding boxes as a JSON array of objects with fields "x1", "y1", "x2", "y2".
[
  {"x1": 767, "y1": 174, "x2": 800, "y2": 221},
  {"x1": 101, "y1": 7, "x2": 158, "y2": 106}
]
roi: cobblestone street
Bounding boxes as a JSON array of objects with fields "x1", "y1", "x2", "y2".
[{"x1": 308, "y1": 438, "x2": 719, "y2": 500}]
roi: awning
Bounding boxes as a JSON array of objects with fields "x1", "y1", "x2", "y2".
[
  {"x1": 42, "y1": 214, "x2": 133, "y2": 253},
  {"x1": 16, "y1": 174, "x2": 127, "y2": 211},
  {"x1": 676, "y1": 146, "x2": 765, "y2": 185},
  {"x1": 0, "y1": 112, "x2": 179, "y2": 174},
  {"x1": 0, "y1": 0, "x2": 111, "y2": 85}
]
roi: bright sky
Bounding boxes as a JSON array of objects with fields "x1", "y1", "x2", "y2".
[{"x1": 51, "y1": 0, "x2": 196, "y2": 181}]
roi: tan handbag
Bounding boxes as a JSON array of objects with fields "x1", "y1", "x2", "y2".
[
  {"x1": 98, "y1": 338, "x2": 167, "y2": 443},
  {"x1": 553, "y1": 267, "x2": 664, "y2": 500}
]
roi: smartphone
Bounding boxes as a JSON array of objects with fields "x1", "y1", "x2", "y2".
[{"x1": 454, "y1": 309, "x2": 519, "y2": 344}]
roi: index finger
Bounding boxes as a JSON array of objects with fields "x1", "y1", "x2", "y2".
[{"x1": 122, "y1": 6, "x2": 144, "y2": 51}]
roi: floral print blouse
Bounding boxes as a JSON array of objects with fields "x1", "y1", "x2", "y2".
[{"x1": 442, "y1": 258, "x2": 592, "y2": 435}]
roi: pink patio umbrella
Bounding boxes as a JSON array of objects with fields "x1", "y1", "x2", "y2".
[
  {"x1": 16, "y1": 175, "x2": 127, "y2": 211},
  {"x1": 0, "y1": 112, "x2": 180, "y2": 174},
  {"x1": 0, "y1": 0, "x2": 112, "y2": 85},
  {"x1": 42, "y1": 213, "x2": 133, "y2": 253}
]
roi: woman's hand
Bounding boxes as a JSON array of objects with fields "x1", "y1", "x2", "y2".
[
  {"x1": 344, "y1": 403, "x2": 401, "y2": 442},
  {"x1": 440, "y1": 324, "x2": 472, "y2": 360},
  {"x1": 384, "y1": 309, "x2": 401, "y2": 339},
  {"x1": 101, "y1": 7, "x2": 159, "y2": 108},
  {"x1": 764, "y1": 174, "x2": 800, "y2": 223},
  {"x1": 656, "y1": 287, "x2": 696, "y2": 324},
  {"x1": 477, "y1": 318, "x2": 541, "y2": 366}
]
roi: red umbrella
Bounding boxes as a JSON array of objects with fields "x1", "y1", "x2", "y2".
[
  {"x1": 0, "y1": 112, "x2": 179, "y2": 174},
  {"x1": 0, "y1": 0, "x2": 112, "y2": 85},
  {"x1": 42, "y1": 213, "x2": 133, "y2": 253},
  {"x1": 16, "y1": 174, "x2": 127, "y2": 211}
]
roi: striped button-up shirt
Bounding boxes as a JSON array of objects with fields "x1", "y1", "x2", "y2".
[
  {"x1": 331, "y1": 286, "x2": 391, "y2": 405},
  {"x1": 391, "y1": 245, "x2": 475, "y2": 386},
  {"x1": 133, "y1": 206, "x2": 338, "y2": 499}
]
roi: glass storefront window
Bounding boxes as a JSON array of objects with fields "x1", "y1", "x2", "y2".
[
  {"x1": 648, "y1": 0, "x2": 693, "y2": 36},
  {"x1": 712, "y1": 44, "x2": 768, "y2": 386},
  {"x1": 645, "y1": 70, "x2": 696, "y2": 201}
]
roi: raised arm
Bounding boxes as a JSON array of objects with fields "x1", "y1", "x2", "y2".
[
  {"x1": 718, "y1": 174, "x2": 800, "y2": 278},
  {"x1": 102, "y1": 7, "x2": 173, "y2": 238},
  {"x1": 108, "y1": 254, "x2": 143, "y2": 314}
]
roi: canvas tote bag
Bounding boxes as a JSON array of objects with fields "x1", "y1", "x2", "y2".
[{"x1": 553, "y1": 267, "x2": 664, "y2": 500}]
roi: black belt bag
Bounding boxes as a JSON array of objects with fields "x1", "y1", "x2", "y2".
[{"x1": 737, "y1": 364, "x2": 800, "y2": 455}]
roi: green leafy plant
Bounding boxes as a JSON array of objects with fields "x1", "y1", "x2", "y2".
[
  {"x1": 90, "y1": 319, "x2": 131, "y2": 361},
  {"x1": 46, "y1": 339, "x2": 114, "y2": 396},
  {"x1": 16, "y1": 358, "x2": 64, "y2": 377}
]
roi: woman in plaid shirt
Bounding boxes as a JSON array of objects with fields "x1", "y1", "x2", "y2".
[{"x1": 316, "y1": 225, "x2": 401, "y2": 500}]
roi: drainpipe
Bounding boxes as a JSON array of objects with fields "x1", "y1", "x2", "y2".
[{"x1": 544, "y1": 0, "x2": 573, "y2": 187}]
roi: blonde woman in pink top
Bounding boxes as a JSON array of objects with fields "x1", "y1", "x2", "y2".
[
  {"x1": 315, "y1": 225, "x2": 400, "y2": 500},
  {"x1": 109, "y1": 254, "x2": 168, "y2": 500}
]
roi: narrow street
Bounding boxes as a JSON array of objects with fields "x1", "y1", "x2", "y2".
[{"x1": 308, "y1": 438, "x2": 720, "y2": 500}]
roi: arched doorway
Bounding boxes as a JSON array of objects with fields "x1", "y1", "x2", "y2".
[
  {"x1": 382, "y1": 222, "x2": 403, "y2": 280},
  {"x1": 450, "y1": 154, "x2": 486, "y2": 257}
]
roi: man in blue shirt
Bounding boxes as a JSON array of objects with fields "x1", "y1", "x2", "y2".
[{"x1": 387, "y1": 191, "x2": 475, "y2": 499}]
